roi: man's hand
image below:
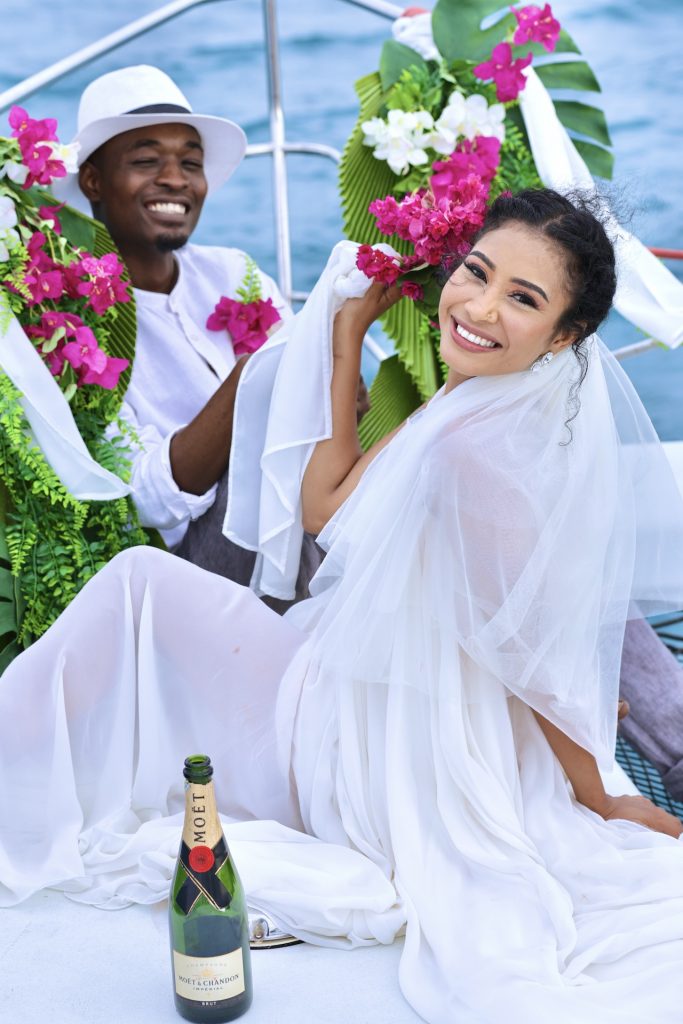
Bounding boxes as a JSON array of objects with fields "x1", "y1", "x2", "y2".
[{"x1": 602, "y1": 793, "x2": 682, "y2": 838}]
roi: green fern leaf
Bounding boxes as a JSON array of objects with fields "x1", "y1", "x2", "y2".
[{"x1": 358, "y1": 354, "x2": 423, "y2": 450}]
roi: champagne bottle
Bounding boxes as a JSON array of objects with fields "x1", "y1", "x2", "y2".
[{"x1": 169, "y1": 755, "x2": 253, "y2": 1022}]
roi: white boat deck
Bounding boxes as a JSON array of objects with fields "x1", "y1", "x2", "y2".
[{"x1": 1, "y1": 890, "x2": 421, "y2": 1024}]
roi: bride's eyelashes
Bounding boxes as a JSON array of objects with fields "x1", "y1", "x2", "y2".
[
  {"x1": 463, "y1": 260, "x2": 539, "y2": 309},
  {"x1": 511, "y1": 290, "x2": 538, "y2": 309},
  {"x1": 464, "y1": 260, "x2": 486, "y2": 282}
]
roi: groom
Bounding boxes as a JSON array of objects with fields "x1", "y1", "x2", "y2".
[{"x1": 60, "y1": 64, "x2": 322, "y2": 609}]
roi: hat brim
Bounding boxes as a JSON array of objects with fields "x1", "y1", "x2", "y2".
[{"x1": 53, "y1": 112, "x2": 247, "y2": 213}]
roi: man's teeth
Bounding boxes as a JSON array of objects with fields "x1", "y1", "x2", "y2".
[
  {"x1": 148, "y1": 202, "x2": 186, "y2": 214},
  {"x1": 456, "y1": 324, "x2": 498, "y2": 348}
]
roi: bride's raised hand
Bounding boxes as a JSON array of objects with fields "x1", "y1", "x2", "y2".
[
  {"x1": 602, "y1": 794, "x2": 682, "y2": 838},
  {"x1": 334, "y1": 279, "x2": 403, "y2": 351}
]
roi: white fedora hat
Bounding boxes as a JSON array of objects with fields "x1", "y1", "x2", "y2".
[{"x1": 55, "y1": 65, "x2": 247, "y2": 211}]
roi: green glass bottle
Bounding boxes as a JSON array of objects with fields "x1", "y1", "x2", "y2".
[{"x1": 169, "y1": 755, "x2": 253, "y2": 1022}]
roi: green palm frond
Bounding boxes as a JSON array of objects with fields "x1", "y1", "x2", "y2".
[
  {"x1": 339, "y1": 73, "x2": 404, "y2": 246},
  {"x1": 92, "y1": 219, "x2": 137, "y2": 411},
  {"x1": 358, "y1": 354, "x2": 423, "y2": 450}
]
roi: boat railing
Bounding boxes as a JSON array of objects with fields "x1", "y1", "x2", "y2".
[{"x1": 0, "y1": 0, "x2": 680, "y2": 366}]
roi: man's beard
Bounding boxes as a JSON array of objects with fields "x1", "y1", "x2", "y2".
[{"x1": 155, "y1": 233, "x2": 189, "y2": 253}]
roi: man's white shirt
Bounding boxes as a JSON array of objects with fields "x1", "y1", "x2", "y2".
[{"x1": 116, "y1": 243, "x2": 290, "y2": 548}]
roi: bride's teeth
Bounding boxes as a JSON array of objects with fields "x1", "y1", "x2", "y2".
[{"x1": 456, "y1": 324, "x2": 497, "y2": 348}]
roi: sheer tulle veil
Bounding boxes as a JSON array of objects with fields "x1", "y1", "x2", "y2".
[{"x1": 286, "y1": 337, "x2": 683, "y2": 768}]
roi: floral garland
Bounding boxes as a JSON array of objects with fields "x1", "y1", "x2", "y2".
[
  {"x1": 206, "y1": 255, "x2": 281, "y2": 355},
  {"x1": 338, "y1": 1, "x2": 612, "y2": 447},
  {"x1": 0, "y1": 106, "x2": 148, "y2": 670}
]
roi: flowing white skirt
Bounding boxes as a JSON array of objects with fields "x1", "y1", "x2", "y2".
[{"x1": 1, "y1": 547, "x2": 682, "y2": 1023}]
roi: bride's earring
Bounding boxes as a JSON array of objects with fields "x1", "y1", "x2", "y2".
[{"x1": 530, "y1": 351, "x2": 554, "y2": 374}]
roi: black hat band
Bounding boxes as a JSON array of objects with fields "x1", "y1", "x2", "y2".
[{"x1": 124, "y1": 103, "x2": 193, "y2": 115}]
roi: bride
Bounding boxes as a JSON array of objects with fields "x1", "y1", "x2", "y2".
[{"x1": 2, "y1": 189, "x2": 683, "y2": 1024}]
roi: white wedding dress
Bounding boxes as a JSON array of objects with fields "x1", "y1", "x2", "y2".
[{"x1": 2, "y1": 339, "x2": 683, "y2": 1024}]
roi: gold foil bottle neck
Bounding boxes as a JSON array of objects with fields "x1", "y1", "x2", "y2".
[{"x1": 182, "y1": 780, "x2": 223, "y2": 850}]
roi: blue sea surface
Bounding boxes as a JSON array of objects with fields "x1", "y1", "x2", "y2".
[{"x1": 2, "y1": 0, "x2": 682, "y2": 435}]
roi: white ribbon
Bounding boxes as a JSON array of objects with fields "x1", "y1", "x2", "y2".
[
  {"x1": 0, "y1": 301, "x2": 130, "y2": 500},
  {"x1": 519, "y1": 66, "x2": 683, "y2": 348}
]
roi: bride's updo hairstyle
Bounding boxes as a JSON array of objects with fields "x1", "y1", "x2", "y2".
[{"x1": 475, "y1": 187, "x2": 617, "y2": 348}]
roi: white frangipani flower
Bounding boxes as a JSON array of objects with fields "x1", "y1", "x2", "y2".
[
  {"x1": 427, "y1": 92, "x2": 467, "y2": 154},
  {"x1": 0, "y1": 194, "x2": 18, "y2": 230},
  {"x1": 392, "y1": 13, "x2": 440, "y2": 62},
  {"x1": 462, "y1": 94, "x2": 506, "y2": 142},
  {"x1": 0, "y1": 194, "x2": 20, "y2": 263},
  {"x1": 362, "y1": 108, "x2": 434, "y2": 175},
  {"x1": 0, "y1": 160, "x2": 29, "y2": 185},
  {"x1": 49, "y1": 141, "x2": 80, "y2": 173},
  {"x1": 410, "y1": 109, "x2": 435, "y2": 132},
  {"x1": 374, "y1": 135, "x2": 429, "y2": 176},
  {"x1": 427, "y1": 90, "x2": 506, "y2": 153},
  {"x1": 361, "y1": 116, "x2": 388, "y2": 149}
]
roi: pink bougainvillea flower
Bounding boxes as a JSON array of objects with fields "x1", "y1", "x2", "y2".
[
  {"x1": 26, "y1": 310, "x2": 83, "y2": 339},
  {"x1": 23, "y1": 237, "x2": 64, "y2": 305},
  {"x1": 25, "y1": 231, "x2": 54, "y2": 271},
  {"x1": 38, "y1": 203, "x2": 64, "y2": 235},
  {"x1": 81, "y1": 355, "x2": 129, "y2": 390},
  {"x1": 17, "y1": 134, "x2": 66, "y2": 188},
  {"x1": 23, "y1": 231, "x2": 63, "y2": 304},
  {"x1": 25, "y1": 330, "x2": 66, "y2": 376},
  {"x1": 8, "y1": 106, "x2": 58, "y2": 143},
  {"x1": 73, "y1": 252, "x2": 130, "y2": 315},
  {"x1": 61, "y1": 260, "x2": 86, "y2": 300},
  {"x1": 26, "y1": 311, "x2": 84, "y2": 377},
  {"x1": 8, "y1": 106, "x2": 32, "y2": 137},
  {"x1": 204, "y1": 297, "x2": 234, "y2": 333},
  {"x1": 62, "y1": 325, "x2": 108, "y2": 375},
  {"x1": 369, "y1": 172, "x2": 488, "y2": 268},
  {"x1": 399, "y1": 280, "x2": 424, "y2": 301},
  {"x1": 355, "y1": 244, "x2": 402, "y2": 285},
  {"x1": 25, "y1": 268, "x2": 64, "y2": 304},
  {"x1": 399, "y1": 254, "x2": 424, "y2": 272},
  {"x1": 206, "y1": 296, "x2": 281, "y2": 356},
  {"x1": 8, "y1": 105, "x2": 65, "y2": 188},
  {"x1": 431, "y1": 137, "x2": 501, "y2": 204},
  {"x1": 512, "y1": 4, "x2": 561, "y2": 52},
  {"x1": 44, "y1": 347, "x2": 66, "y2": 376},
  {"x1": 228, "y1": 300, "x2": 281, "y2": 354},
  {"x1": 29, "y1": 307, "x2": 129, "y2": 389},
  {"x1": 473, "y1": 42, "x2": 533, "y2": 102}
]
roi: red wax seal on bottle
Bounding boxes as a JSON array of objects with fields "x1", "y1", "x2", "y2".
[{"x1": 188, "y1": 845, "x2": 215, "y2": 872}]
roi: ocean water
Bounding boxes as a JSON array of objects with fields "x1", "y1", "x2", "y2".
[{"x1": 2, "y1": 0, "x2": 682, "y2": 435}]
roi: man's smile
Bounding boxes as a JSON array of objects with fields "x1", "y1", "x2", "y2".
[{"x1": 144, "y1": 199, "x2": 191, "y2": 218}]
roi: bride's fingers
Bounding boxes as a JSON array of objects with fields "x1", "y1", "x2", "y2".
[
  {"x1": 366, "y1": 278, "x2": 402, "y2": 302},
  {"x1": 605, "y1": 795, "x2": 682, "y2": 838},
  {"x1": 369, "y1": 279, "x2": 403, "y2": 313}
]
